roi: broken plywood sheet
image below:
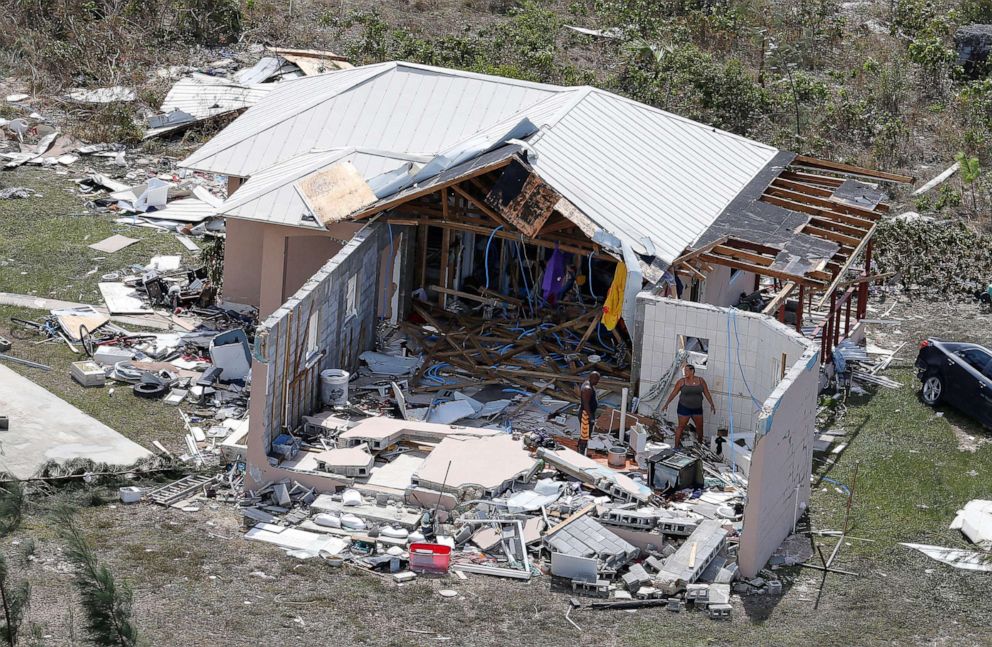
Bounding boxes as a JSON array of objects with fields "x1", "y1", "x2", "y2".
[
  {"x1": 485, "y1": 159, "x2": 560, "y2": 237},
  {"x1": 88, "y1": 234, "x2": 140, "y2": 253},
  {"x1": 296, "y1": 161, "x2": 377, "y2": 226},
  {"x1": 98, "y1": 282, "x2": 152, "y2": 314},
  {"x1": 268, "y1": 47, "x2": 353, "y2": 74},
  {"x1": 52, "y1": 306, "x2": 111, "y2": 342}
]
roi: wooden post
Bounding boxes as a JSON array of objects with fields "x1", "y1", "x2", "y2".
[
  {"x1": 439, "y1": 226, "x2": 451, "y2": 307},
  {"x1": 844, "y1": 292, "x2": 852, "y2": 338},
  {"x1": 416, "y1": 224, "x2": 428, "y2": 290},
  {"x1": 833, "y1": 292, "x2": 842, "y2": 347},
  {"x1": 796, "y1": 284, "x2": 805, "y2": 334},
  {"x1": 778, "y1": 302, "x2": 786, "y2": 323}
]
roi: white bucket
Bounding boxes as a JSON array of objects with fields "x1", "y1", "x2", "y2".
[{"x1": 320, "y1": 369, "x2": 349, "y2": 406}]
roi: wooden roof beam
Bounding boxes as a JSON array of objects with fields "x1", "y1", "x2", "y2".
[
  {"x1": 803, "y1": 224, "x2": 862, "y2": 247},
  {"x1": 711, "y1": 244, "x2": 776, "y2": 267},
  {"x1": 763, "y1": 186, "x2": 882, "y2": 221},
  {"x1": 698, "y1": 253, "x2": 825, "y2": 287},
  {"x1": 780, "y1": 170, "x2": 845, "y2": 187},
  {"x1": 792, "y1": 154, "x2": 915, "y2": 184}
]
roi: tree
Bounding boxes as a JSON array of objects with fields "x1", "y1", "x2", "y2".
[
  {"x1": 58, "y1": 510, "x2": 138, "y2": 647},
  {"x1": 955, "y1": 151, "x2": 982, "y2": 214}
]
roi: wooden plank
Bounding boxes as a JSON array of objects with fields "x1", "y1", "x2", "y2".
[
  {"x1": 711, "y1": 244, "x2": 775, "y2": 267},
  {"x1": 416, "y1": 224, "x2": 428, "y2": 289},
  {"x1": 770, "y1": 177, "x2": 834, "y2": 197},
  {"x1": 780, "y1": 170, "x2": 845, "y2": 188},
  {"x1": 792, "y1": 154, "x2": 914, "y2": 184},
  {"x1": 438, "y1": 228, "x2": 451, "y2": 306},
  {"x1": 671, "y1": 236, "x2": 729, "y2": 268},
  {"x1": 807, "y1": 217, "x2": 872, "y2": 238},
  {"x1": 763, "y1": 186, "x2": 881, "y2": 222},
  {"x1": 803, "y1": 224, "x2": 862, "y2": 247},
  {"x1": 761, "y1": 194, "x2": 878, "y2": 231},
  {"x1": 761, "y1": 281, "x2": 796, "y2": 315},
  {"x1": 450, "y1": 183, "x2": 510, "y2": 228},
  {"x1": 544, "y1": 503, "x2": 596, "y2": 537},
  {"x1": 483, "y1": 160, "x2": 559, "y2": 236},
  {"x1": 383, "y1": 217, "x2": 611, "y2": 258},
  {"x1": 575, "y1": 311, "x2": 603, "y2": 353},
  {"x1": 814, "y1": 223, "x2": 878, "y2": 310},
  {"x1": 698, "y1": 254, "x2": 824, "y2": 287},
  {"x1": 296, "y1": 161, "x2": 377, "y2": 226}
]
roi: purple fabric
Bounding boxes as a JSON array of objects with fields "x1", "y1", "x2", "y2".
[{"x1": 542, "y1": 248, "x2": 567, "y2": 304}]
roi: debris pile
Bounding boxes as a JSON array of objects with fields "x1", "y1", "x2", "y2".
[{"x1": 192, "y1": 399, "x2": 777, "y2": 618}]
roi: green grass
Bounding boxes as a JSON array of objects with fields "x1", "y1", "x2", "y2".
[
  {"x1": 0, "y1": 167, "x2": 197, "y2": 303},
  {"x1": 811, "y1": 368, "x2": 992, "y2": 556}
]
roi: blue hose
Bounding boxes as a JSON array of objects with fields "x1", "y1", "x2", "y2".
[
  {"x1": 484, "y1": 225, "x2": 503, "y2": 289},
  {"x1": 587, "y1": 253, "x2": 597, "y2": 298}
]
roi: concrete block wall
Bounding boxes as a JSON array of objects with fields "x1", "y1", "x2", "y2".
[
  {"x1": 634, "y1": 295, "x2": 808, "y2": 442},
  {"x1": 737, "y1": 346, "x2": 819, "y2": 577},
  {"x1": 249, "y1": 224, "x2": 395, "y2": 459}
]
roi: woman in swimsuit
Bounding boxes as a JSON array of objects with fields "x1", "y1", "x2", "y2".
[{"x1": 662, "y1": 364, "x2": 716, "y2": 448}]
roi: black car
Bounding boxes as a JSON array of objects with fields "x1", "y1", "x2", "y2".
[{"x1": 915, "y1": 338, "x2": 992, "y2": 427}]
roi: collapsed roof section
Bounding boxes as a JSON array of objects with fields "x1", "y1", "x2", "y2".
[
  {"x1": 190, "y1": 61, "x2": 780, "y2": 267},
  {"x1": 674, "y1": 152, "x2": 912, "y2": 304}
]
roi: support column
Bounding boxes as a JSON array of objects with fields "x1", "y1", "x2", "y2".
[
  {"x1": 844, "y1": 293, "x2": 852, "y2": 338},
  {"x1": 796, "y1": 284, "x2": 805, "y2": 334}
]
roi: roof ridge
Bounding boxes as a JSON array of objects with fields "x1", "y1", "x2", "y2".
[{"x1": 390, "y1": 61, "x2": 577, "y2": 93}]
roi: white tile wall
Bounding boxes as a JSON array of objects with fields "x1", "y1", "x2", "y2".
[{"x1": 636, "y1": 295, "x2": 816, "y2": 443}]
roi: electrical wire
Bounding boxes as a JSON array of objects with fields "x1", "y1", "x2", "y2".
[
  {"x1": 484, "y1": 225, "x2": 503, "y2": 289},
  {"x1": 730, "y1": 308, "x2": 765, "y2": 412}
]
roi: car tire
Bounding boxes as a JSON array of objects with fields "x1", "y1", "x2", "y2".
[
  {"x1": 133, "y1": 382, "x2": 167, "y2": 399},
  {"x1": 921, "y1": 373, "x2": 944, "y2": 406}
]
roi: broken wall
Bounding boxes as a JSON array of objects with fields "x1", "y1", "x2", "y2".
[
  {"x1": 246, "y1": 224, "x2": 398, "y2": 488},
  {"x1": 632, "y1": 294, "x2": 819, "y2": 579},
  {"x1": 633, "y1": 295, "x2": 808, "y2": 440},
  {"x1": 737, "y1": 347, "x2": 818, "y2": 577}
]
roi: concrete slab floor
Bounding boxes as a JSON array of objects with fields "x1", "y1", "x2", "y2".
[{"x1": 0, "y1": 363, "x2": 152, "y2": 478}]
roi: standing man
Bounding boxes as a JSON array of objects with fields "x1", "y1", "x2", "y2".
[{"x1": 578, "y1": 371, "x2": 600, "y2": 455}]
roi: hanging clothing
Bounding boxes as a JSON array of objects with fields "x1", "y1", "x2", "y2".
[
  {"x1": 602, "y1": 261, "x2": 627, "y2": 331},
  {"x1": 542, "y1": 247, "x2": 567, "y2": 305}
]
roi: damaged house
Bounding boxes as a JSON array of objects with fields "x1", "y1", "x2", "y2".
[{"x1": 179, "y1": 62, "x2": 910, "y2": 581}]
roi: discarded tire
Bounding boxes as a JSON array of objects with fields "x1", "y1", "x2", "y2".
[{"x1": 133, "y1": 382, "x2": 168, "y2": 399}]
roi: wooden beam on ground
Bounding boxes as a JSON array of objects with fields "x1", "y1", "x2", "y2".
[{"x1": 792, "y1": 155, "x2": 914, "y2": 184}]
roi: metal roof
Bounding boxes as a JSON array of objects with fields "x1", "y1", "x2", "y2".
[
  {"x1": 219, "y1": 148, "x2": 430, "y2": 228},
  {"x1": 181, "y1": 62, "x2": 570, "y2": 178},
  {"x1": 527, "y1": 89, "x2": 778, "y2": 264},
  {"x1": 192, "y1": 62, "x2": 781, "y2": 264}
]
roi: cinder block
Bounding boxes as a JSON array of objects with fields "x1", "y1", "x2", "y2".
[{"x1": 708, "y1": 603, "x2": 732, "y2": 620}]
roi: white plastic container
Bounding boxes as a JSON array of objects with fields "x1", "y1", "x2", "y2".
[
  {"x1": 119, "y1": 486, "x2": 144, "y2": 504},
  {"x1": 320, "y1": 369, "x2": 349, "y2": 407}
]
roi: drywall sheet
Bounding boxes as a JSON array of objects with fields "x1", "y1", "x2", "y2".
[{"x1": 98, "y1": 282, "x2": 153, "y2": 314}]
